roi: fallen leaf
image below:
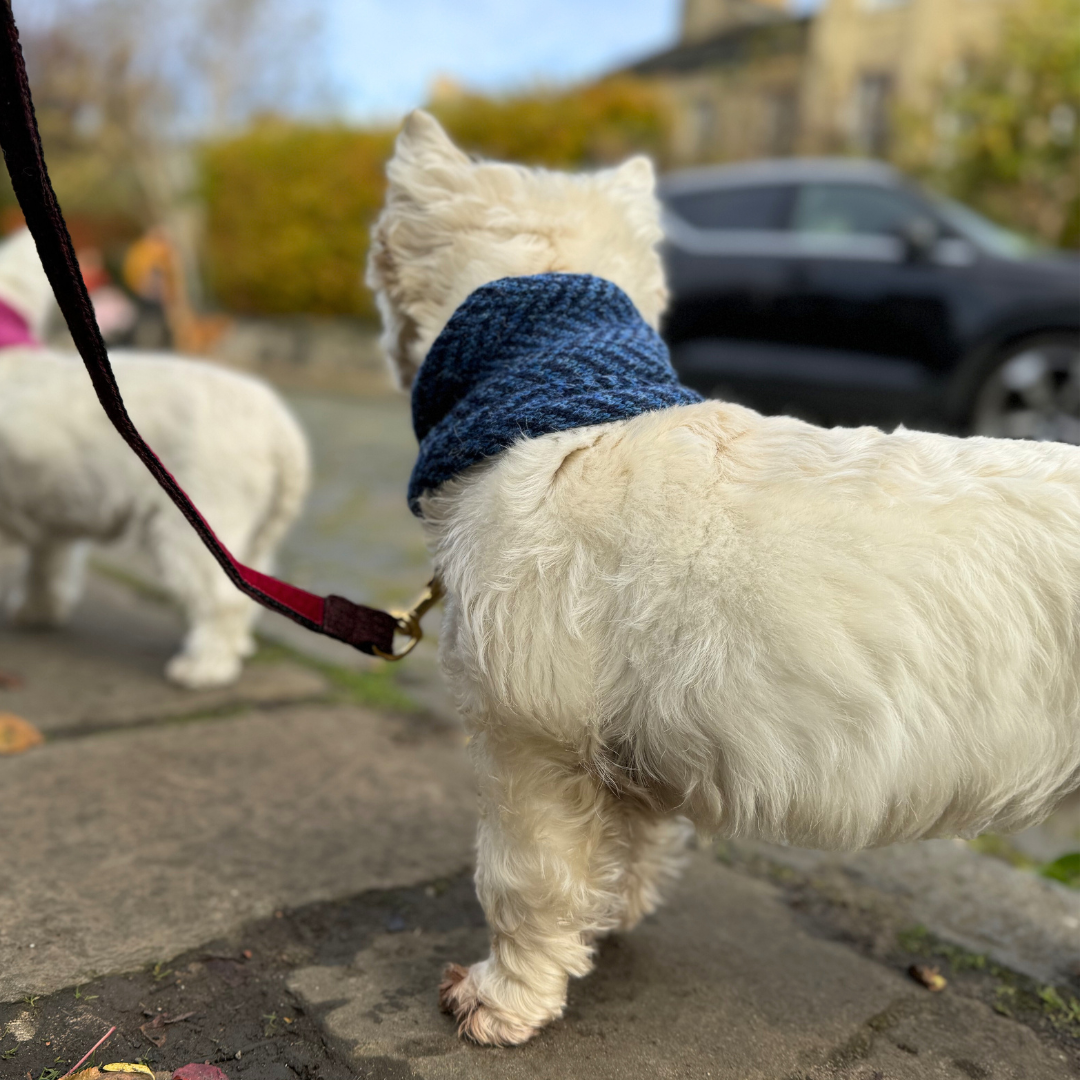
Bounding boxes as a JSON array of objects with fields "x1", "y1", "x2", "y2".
[
  {"x1": 1040, "y1": 851, "x2": 1080, "y2": 887},
  {"x1": 909, "y1": 963, "x2": 947, "y2": 991},
  {"x1": 0, "y1": 669, "x2": 24, "y2": 689},
  {"x1": 139, "y1": 1016, "x2": 167, "y2": 1047},
  {"x1": 172, "y1": 1066, "x2": 230, "y2": 1080},
  {"x1": 67, "y1": 1071, "x2": 156, "y2": 1080},
  {"x1": 0, "y1": 712, "x2": 43, "y2": 755}
]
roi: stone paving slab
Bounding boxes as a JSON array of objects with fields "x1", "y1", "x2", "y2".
[
  {"x1": 0, "y1": 702, "x2": 475, "y2": 1003},
  {"x1": 288, "y1": 852, "x2": 1074, "y2": 1080},
  {"x1": 0, "y1": 575, "x2": 328, "y2": 734},
  {"x1": 749, "y1": 838, "x2": 1080, "y2": 986}
]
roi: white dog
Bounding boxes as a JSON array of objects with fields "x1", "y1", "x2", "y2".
[
  {"x1": 0, "y1": 228, "x2": 310, "y2": 689},
  {"x1": 368, "y1": 112, "x2": 1080, "y2": 1046}
]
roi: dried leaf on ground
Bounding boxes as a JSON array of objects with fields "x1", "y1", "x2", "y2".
[
  {"x1": 0, "y1": 711, "x2": 42, "y2": 754},
  {"x1": 1040, "y1": 851, "x2": 1080, "y2": 887},
  {"x1": 139, "y1": 1015, "x2": 168, "y2": 1047},
  {"x1": 909, "y1": 963, "x2": 948, "y2": 991},
  {"x1": 65, "y1": 1067, "x2": 158, "y2": 1080},
  {"x1": 172, "y1": 1065, "x2": 230, "y2": 1079}
]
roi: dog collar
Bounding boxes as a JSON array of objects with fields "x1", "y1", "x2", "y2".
[
  {"x1": 408, "y1": 273, "x2": 701, "y2": 514},
  {"x1": 0, "y1": 297, "x2": 38, "y2": 349}
]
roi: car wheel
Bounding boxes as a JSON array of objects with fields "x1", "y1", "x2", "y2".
[{"x1": 971, "y1": 336, "x2": 1080, "y2": 444}]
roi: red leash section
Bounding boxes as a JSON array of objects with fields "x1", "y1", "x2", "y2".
[{"x1": 0, "y1": 2, "x2": 399, "y2": 657}]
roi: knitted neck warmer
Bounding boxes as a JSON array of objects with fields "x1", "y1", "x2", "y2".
[{"x1": 409, "y1": 272, "x2": 702, "y2": 515}]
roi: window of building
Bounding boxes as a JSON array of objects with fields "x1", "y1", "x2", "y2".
[
  {"x1": 854, "y1": 72, "x2": 894, "y2": 156},
  {"x1": 766, "y1": 89, "x2": 799, "y2": 156},
  {"x1": 692, "y1": 96, "x2": 718, "y2": 157},
  {"x1": 667, "y1": 185, "x2": 795, "y2": 231},
  {"x1": 792, "y1": 183, "x2": 922, "y2": 236}
]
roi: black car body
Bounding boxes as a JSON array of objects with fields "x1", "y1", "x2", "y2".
[{"x1": 659, "y1": 159, "x2": 1080, "y2": 441}]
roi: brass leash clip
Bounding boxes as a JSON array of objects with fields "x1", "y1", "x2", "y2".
[{"x1": 372, "y1": 577, "x2": 444, "y2": 661}]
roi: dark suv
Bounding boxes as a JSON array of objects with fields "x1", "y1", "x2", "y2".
[{"x1": 659, "y1": 159, "x2": 1080, "y2": 442}]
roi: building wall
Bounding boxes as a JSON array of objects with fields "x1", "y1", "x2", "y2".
[
  {"x1": 637, "y1": 0, "x2": 1019, "y2": 165},
  {"x1": 665, "y1": 52, "x2": 807, "y2": 162},
  {"x1": 801, "y1": 0, "x2": 1016, "y2": 155},
  {"x1": 682, "y1": 0, "x2": 791, "y2": 42}
]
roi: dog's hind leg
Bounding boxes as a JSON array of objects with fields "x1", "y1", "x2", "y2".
[
  {"x1": 615, "y1": 813, "x2": 693, "y2": 932},
  {"x1": 10, "y1": 539, "x2": 88, "y2": 627},
  {"x1": 146, "y1": 512, "x2": 255, "y2": 689},
  {"x1": 439, "y1": 732, "x2": 630, "y2": 1046}
]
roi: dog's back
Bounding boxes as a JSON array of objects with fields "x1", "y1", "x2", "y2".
[{"x1": 426, "y1": 399, "x2": 1080, "y2": 850}]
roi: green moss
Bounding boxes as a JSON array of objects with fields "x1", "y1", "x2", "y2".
[
  {"x1": 968, "y1": 834, "x2": 1080, "y2": 889},
  {"x1": 966, "y1": 834, "x2": 1040, "y2": 871},
  {"x1": 898, "y1": 923, "x2": 1080, "y2": 1036},
  {"x1": 253, "y1": 638, "x2": 419, "y2": 714}
]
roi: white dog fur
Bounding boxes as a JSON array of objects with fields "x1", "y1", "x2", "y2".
[
  {"x1": 368, "y1": 112, "x2": 1080, "y2": 1045},
  {"x1": 0, "y1": 228, "x2": 310, "y2": 689}
]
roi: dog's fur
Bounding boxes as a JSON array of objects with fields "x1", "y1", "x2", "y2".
[
  {"x1": 368, "y1": 112, "x2": 1080, "y2": 1046},
  {"x1": 0, "y1": 229, "x2": 310, "y2": 689}
]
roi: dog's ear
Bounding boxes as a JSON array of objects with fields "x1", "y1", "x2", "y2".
[
  {"x1": 387, "y1": 110, "x2": 471, "y2": 200},
  {"x1": 604, "y1": 155, "x2": 656, "y2": 199}
]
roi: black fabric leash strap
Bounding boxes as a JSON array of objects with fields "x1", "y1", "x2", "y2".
[{"x1": 0, "y1": 1, "x2": 398, "y2": 657}]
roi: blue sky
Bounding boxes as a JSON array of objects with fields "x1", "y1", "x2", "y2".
[{"x1": 324, "y1": 0, "x2": 823, "y2": 122}]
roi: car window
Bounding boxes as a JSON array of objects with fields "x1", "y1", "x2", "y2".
[
  {"x1": 666, "y1": 185, "x2": 793, "y2": 231},
  {"x1": 793, "y1": 183, "x2": 923, "y2": 237},
  {"x1": 930, "y1": 193, "x2": 1041, "y2": 259}
]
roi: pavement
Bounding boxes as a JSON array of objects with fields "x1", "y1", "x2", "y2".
[{"x1": 0, "y1": 387, "x2": 1077, "y2": 1079}]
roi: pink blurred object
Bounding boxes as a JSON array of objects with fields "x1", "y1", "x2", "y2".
[
  {"x1": 0, "y1": 296, "x2": 37, "y2": 348},
  {"x1": 172, "y1": 1066, "x2": 230, "y2": 1080},
  {"x1": 90, "y1": 284, "x2": 137, "y2": 340}
]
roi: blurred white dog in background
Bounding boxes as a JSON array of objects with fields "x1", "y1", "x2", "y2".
[
  {"x1": 0, "y1": 228, "x2": 309, "y2": 689},
  {"x1": 367, "y1": 112, "x2": 1080, "y2": 1046}
]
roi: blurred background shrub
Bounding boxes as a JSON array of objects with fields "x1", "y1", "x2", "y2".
[
  {"x1": 897, "y1": 0, "x2": 1080, "y2": 248},
  {"x1": 429, "y1": 76, "x2": 673, "y2": 169},
  {"x1": 201, "y1": 123, "x2": 394, "y2": 317}
]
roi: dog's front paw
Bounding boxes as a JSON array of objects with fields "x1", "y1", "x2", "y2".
[
  {"x1": 438, "y1": 963, "x2": 539, "y2": 1047},
  {"x1": 165, "y1": 651, "x2": 242, "y2": 690}
]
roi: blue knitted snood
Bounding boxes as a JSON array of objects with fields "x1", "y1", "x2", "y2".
[{"x1": 408, "y1": 273, "x2": 702, "y2": 515}]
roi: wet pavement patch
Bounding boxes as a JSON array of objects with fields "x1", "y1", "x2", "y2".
[{"x1": 0, "y1": 872, "x2": 483, "y2": 1080}]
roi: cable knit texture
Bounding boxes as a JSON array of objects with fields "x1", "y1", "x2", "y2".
[{"x1": 409, "y1": 273, "x2": 701, "y2": 514}]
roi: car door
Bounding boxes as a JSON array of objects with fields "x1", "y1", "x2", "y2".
[
  {"x1": 785, "y1": 182, "x2": 962, "y2": 422},
  {"x1": 660, "y1": 182, "x2": 801, "y2": 400}
]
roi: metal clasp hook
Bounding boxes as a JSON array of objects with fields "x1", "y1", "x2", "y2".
[{"x1": 372, "y1": 577, "x2": 444, "y2": 661}]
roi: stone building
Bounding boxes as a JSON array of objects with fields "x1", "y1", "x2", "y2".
[{"x1": 629, "y1": 0, "x2": 1018, "y2": 165}]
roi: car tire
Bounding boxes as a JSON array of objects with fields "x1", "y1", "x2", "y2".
[{"x1": 970, "y1": 334, "x2": 1080, "y2": 444}]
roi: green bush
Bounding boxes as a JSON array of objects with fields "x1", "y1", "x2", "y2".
[
  {"x1": 431, "y1": 76, "x2": 673, "y2": 169},
  {"x1": 896, "y1": 0, "x2": 1080, "y2": 248},
  {"x1": 201, "y1": 121, "x2": 395, "y2": 317},
  {"x1": 200, "y1": 78, "x2": 672, "y2": 317}
]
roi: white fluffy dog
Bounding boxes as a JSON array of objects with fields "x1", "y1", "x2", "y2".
[
  {"x1": 0, "y1": 229, "x2": 310, "y2": 689},
  {"x1": 368, "y1": 112, "x2": 1080, "y2": 1046}
]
